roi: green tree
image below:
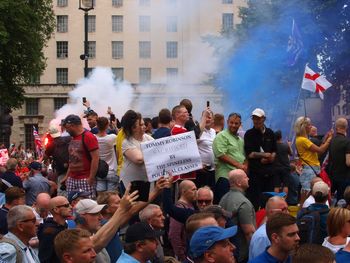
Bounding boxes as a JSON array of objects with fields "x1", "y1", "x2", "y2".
[{"x1": 0, "y1": 0, "x2": 55, "y2": 109}]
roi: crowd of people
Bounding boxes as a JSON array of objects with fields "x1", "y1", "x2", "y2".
[{"x1": 0, "y1": 98, "x2": 349, "y2": 263}]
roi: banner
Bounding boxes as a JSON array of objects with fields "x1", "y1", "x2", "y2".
[
  {"x1": 141, "y1": 131, "x2": 202, "y2": 182},
  {"x1": 0, "y1": 149, "x2": 9, "y2": 166}
]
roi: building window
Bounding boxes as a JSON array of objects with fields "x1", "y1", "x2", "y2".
[
  {"x1": 112, "y1": 68, "x2": 124, "y2": 80},
  {"x1": 112, "y1": 15, "x2": 123, "y2": 32},
  {"x1": 88, "y1": 15, "x2": 96, "y2": 33},
  {"x1": 166, "y1": 68, "x2": 178, "y2": 82},
  {"x1": 140, "y1": 0, "x2": 150, "y2": 6},
  {"x1": 30, "y1": 74, "x2": 40, "y2": 84},
  {"x1": 57, "y1": 41, "x2": 68, "y2": 59},
  {"x1": 222, "y1": 0, "x2": 233, "y2": 3},
  {"x1": 167, "y1": 16, "x2": 177, "y2": 32},
  {"x1": 25, "y1": 124, "x2": 38, "y2": 150},
  {"x1": 88, "y1": 41, "x2": 96, "y2": 58},
  {"x1": 112, "y1": 41, "x2": 123, "y2": 59},
  {"x1": 222, "y1": 13, "x2": 234, "y2": 31},
  {"x1": 139, "y1": 16, "x2": 151, "y2": 32},
  {"x1": 57, "y1": 15, "x2": 68, "y2": 33},
  {"x1": 166, "y1": 41, "x2": 178, "y2": 58},
  {"x1": 112, "y1": 0, "x2": 123, "y2": 7},
  {"x1": 56, "y1": 68, "x2": 68, "y2": 84},
  {"x1": 26, "y1": 99, "x2": 39, "y2": 115},
  {"x1": 139, "y1": 41, "x2": 151, "y2": 58},
  {"x1": 139, "y1": 68, "x2": 151, "y2": 84},
  {"x1": 57, "y1": 0, "x2": 68, "y2": 7},
  {"x1": 54, "y1": 98, "x2": 67, "y2": 111}
]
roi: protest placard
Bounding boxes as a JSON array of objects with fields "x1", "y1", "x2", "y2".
[
  {"x1": 141, "y1": 131, "x2": 202, "y2": 182},
  {"x1": 0, "y1": 149, "x2": 9, "y2": 166}
]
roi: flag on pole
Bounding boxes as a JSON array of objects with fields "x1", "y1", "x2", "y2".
[
  {"x1": 287, "y1": 19, "x2": 304, "y2": 66},
  {"x1": 302, "y1": 65, "x2": 332, "y2": 99},
  {"x1": 33, "y1": 126, "x2": 43, "y2": 158}
]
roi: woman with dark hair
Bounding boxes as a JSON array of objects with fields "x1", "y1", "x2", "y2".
[
  {"x1": 95, "y1": 116, "x2": 118, "y2": 193},
  {"x1": 119, "y1": 110, "x2": 154, "y2": 189}
]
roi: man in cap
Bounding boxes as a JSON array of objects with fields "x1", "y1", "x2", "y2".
[
  {"x1": 44, "y1": 125, "x2": 71, "y2": 196},
  {"x1": 68, "y1": 189, "x2": 90, "y2": 207},
  {"x1": 298, "y1": 181, "x2": 330, "y2": 243},
  {"x1": 190, "y1": 225, "x2": 237, "y2": 263},
  {"x1": 61, "y1": 114, "x2": 99, "y2": 199},
  {"x1": 117, "y1": 221, "x2": 163, "y2": 263},
  {"x1": 244, "y1": 108, "x2": 277, "y2": 210},
  {"x1": 23, "y1": 161, "x2": 52, "y2": 206},
  {"x1": 75, "y1": 197, "x2": 136, "y2": 263}
]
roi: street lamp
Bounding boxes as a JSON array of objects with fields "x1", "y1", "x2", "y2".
[{"x1": 79, "y1": 0, "x2": 94, "y2": 77}]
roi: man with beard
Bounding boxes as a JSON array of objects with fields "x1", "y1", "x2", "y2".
[
  {"x1": 248, "y1": 213, "x2": 300, "y2": 263},
  {"x1": 61, "y1": 114, "x2": 99, "y2": 199}
]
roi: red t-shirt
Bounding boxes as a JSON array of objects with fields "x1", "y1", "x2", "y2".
[
  {"x1": 171, "y1": 125, "x2": 196, "y2": 181},
  {"x1": 68, "y1": 131, "x2": 98, "y2": 179}
]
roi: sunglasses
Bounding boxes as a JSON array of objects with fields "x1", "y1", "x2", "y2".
[
  {"x1": 56, "y1": 203, "x2": 71, "y2": 208},
  {"x1": 20, "y1": 217, "x2": 37, "y2": 224},
  {"x1": 197, "y1": 199, "x2": 212, "y2": 205}
]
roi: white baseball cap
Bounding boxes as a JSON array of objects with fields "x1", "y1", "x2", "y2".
[
  {"x1": 312, "y1": 181, "x2": 329, "y2": 196},
  {"x1": 251, "y1": 108, "x2": 266, "y2": 118},
  {"x1": 75, "y1": 199, "x2": 106, "y2": 214}
]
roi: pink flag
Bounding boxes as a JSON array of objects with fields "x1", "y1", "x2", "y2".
[{"x1": 301, "y1": 65, "x2": 332, "y2": 99}]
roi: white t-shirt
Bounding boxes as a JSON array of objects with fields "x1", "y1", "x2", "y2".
[
  {"x1": 322, "y1": 237, "x2": 350, "y2": 253},
  {"x1": 120, "y1": 134, "x2": 154, "y2": 187},
  {"x1": 303, "y1": 195, "x2": 330, "y2": 208},
  {"x1": 95, "y1": 134, "x2": 117, "y2": 171},
  {"x1": 197, "y1": 128, "x2": 216, "y2": 169}
]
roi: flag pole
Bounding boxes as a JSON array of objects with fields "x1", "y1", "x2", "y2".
[{"x1": 288, "y1": 64, "x2": 308, "y2": 141}]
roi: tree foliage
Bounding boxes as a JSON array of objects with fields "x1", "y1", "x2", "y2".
[{"x1": 0, "y1": 0, "x2": 55, "y2": 109}]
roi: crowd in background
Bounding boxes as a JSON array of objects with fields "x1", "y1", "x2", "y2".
[{"x1": 0, "y1": 98, "x2": 349, "y2": 263}]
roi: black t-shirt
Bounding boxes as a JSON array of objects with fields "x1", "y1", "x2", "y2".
[
  {"x1": 0, "y1": 206, "x2": 9, "y2": 235},
  {"x1": 275, "y1": 142, "x2": 291, "y2": 170},
  {"x1": 244, "y1": 126, "x2": 277, "y2": 174},
  {"x1": 0, "y1": 171, "x2": 23, "y2": 191},
  {"x1": 329, "y1": 133, "x2": 350, "y2": 180}
]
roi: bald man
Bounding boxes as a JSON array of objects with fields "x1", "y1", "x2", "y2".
[
  {"x1": 38, "y1": 196, "x2": 72, "y2": 263},
  {"x1": 329, "y1": 117, "x2": 350, "y2": 200},
  {"x1": 220, "y1": 169, "x2": 255, "y2": 262},
  {"x1": 249, "y1": 196, "x2": 289, "y2": 260},
  {"x1": 32, "y1": 192, "x2": 52, "y2": 223},
  {"x1": 169, "y1": 180, "x2": 197, "y2": 261}
]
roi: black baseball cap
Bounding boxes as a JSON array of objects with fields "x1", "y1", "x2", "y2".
[
  {"x1": 125, "y1": 222, "x2": 163, "y2": 243},
  {"x1": 62, "y1": 114, "x2": 82, "y2": 126}
]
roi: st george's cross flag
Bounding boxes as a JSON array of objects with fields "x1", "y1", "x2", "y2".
[{"x1": 301, "y1": 65, "x2": 332, "y2": 99}]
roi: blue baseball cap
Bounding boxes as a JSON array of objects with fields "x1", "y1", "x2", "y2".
[
  {"x1": 190, "y1": 226, "x2": 237, "y2": 259},
  {"x1": 29, "y1": 161, "x2": 42, "y2": 171},
  {"x1": 263, "y1": 192, "x2": 287, "y2": 198}
]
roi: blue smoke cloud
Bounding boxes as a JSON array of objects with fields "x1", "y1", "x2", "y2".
[{"x1": 214, "y1": 1, "x2": 347, "y2": 138}]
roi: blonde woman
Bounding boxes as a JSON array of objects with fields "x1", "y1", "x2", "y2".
[
  {"x1": 322, "y1": 207, "x2": 350, "y2": 253},
  {"x1": 294, "y1": 117, "x2": 332, "y2": 203}
]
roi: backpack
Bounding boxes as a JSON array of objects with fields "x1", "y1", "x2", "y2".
[
  {"x1": 51, "y1": 136, "x2": 71, "y2": 174},
  {"x1": 296, "y1": 207, "x2": 329, "y2": 244},
  {"x1": 81, "y1": 131, "x2": 109, "y2": 179}
]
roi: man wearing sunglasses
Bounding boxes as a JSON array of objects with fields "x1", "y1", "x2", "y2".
[
  {"x1": 38, "y1": 196, "x2": 72, "y2": 263},
  {"x1": 0, "y1": 205, "x2": 40, "y2": 262}
]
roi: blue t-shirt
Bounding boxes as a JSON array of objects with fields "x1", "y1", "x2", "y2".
[
  {"x1": 336, "y1": 248, "x2": 350, "y2": 262},
  {"x1": 248, "y1": 248, "x2": 291, "y2": 263},
  {"x1": 101, "y1": 218, "x2": 123, "y2": 262}
]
